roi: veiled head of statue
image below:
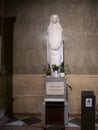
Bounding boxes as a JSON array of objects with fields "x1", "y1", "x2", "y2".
[{"x1": 50, "y1": 14, "x2": 59, "y2": 24}]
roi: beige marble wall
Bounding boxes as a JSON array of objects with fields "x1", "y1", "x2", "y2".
[
  {"x1": 13, "y1": 75, "x2": 44, "y2": 113},
  {"x1": 13, "y1": 74, "x2": 98, "y2": 115}
]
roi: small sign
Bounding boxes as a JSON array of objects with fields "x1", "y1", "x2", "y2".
[
  {"x1": 85, "y1": 98, "x2": 92, "y2": 107},
  {"x1": 46, "y1": 82, "x2": 64, "y2": 95}
]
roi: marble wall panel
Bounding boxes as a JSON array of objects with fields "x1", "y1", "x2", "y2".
[
  {"x1": 62, "y1": 4, "x2": 97, "y2": 35},
  {"x1": 13, "y1": 75, "x2": 44, "y2": 95},
  {"x1": 13, "y1": 95, "x2": 43, "y2": 113},
  {"x1": 68, "y1": 95, "x2": 81, "y2": 114},
  {"x1": 64, "y1": 34, "x2": 98, "y2": 74},
  {"x1": 13, "y1": 96, "x2": 25, "y2": 113},
  {"x1": 22, "y1": 96, "x2": 43, "y2": 113},
  {"x1": 67, "y1": 75, "x2": 98, "y2": 93},
  {"x1": 13, "y1": 74, "x2": 98, "y2": 114}
]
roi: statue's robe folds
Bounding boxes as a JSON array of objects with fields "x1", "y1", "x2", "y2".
[{"x1": 47, "y1": 15, "x2": 63, "y2": 67}]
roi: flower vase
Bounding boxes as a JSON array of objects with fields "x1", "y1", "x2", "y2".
[{"x1": 52, "y1": 71, "x2": 59, "y2": 77}]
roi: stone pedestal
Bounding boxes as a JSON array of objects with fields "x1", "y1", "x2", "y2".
[{"x1": 42, "y1": 77, "x2": 68, "y2": 129}]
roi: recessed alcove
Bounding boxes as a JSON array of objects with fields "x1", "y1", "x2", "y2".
[{"x1": 0, "y1": 0, "x2": 98, "y2": 121}]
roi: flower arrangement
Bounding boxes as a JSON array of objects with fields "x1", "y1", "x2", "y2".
[
  {"x1": 52, "y1": 64, "x2": 59, "y2": 72},
  {"x1": 43, "y1": 62, "x2": 71, "y2": 77},
  {"x1": 59, "y1": 62, "x2": 71, "y2": 75}
]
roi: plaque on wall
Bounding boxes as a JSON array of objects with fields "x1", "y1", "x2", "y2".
[{"x1": 46, "y1": 82, "x2": 64, "y2": 95}]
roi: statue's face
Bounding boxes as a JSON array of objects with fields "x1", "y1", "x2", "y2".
[{"x1": 51, "y1": 15, "x2": 58, "y2": 24}]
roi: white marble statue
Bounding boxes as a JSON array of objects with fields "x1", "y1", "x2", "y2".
[{"x1": 47, "y1": 14, "x2": 63, "y2": 67}]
